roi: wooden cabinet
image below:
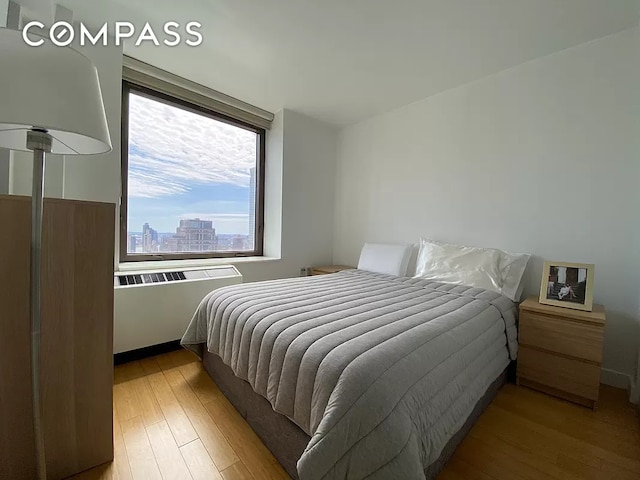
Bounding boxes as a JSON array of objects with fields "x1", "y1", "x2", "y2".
[
  {"x1": 310, "y1": 265, "x2": 354, "y2": 276},
  {"x1": 0, "y1": 195, "x2": 115, "y2": 479},
  {"x1": 516, "y1": 296, "x2": 605, "y2": 409}
]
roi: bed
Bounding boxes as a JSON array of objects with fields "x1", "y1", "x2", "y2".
[{"x1": 182, "y1": 269, "x2": 518, "y2": 480}]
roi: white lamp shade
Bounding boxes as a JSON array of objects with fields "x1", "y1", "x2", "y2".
[{"x1": 0, "y1": 27, "x2": 112, "y2": 155}]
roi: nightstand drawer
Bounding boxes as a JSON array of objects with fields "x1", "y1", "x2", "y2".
[
  {"x1": 517, "y1": 346, "x2": 600, "y2": 400},
  {"x1": 519, "y1": 311, "x2": 603, "y2": 363}
]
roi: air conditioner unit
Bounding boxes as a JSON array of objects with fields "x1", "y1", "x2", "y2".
[{"x1": 114, "y1": 265, "x2": 242, "y2": 353}]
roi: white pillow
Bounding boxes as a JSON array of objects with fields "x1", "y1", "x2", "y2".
[
  {"x1": 414, "y1": 239, "x2": 503, "y2": 293},
  {"x1": 414, "y1": 239, "x2": 530, "y2": 301},
  {"x1": 498, "y1": 249, "x2": 531, "y2": 302},
  {"x1": 357, "y1": 243, "x2": 413, "y2": 277}
]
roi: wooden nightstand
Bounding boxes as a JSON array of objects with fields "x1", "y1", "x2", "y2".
[
  {"x1": 310, "y1": 265, "x2": 354, "y2": 275},
  {"x1": 516, "y1": 296, "x2": 605, "y2": 410}
]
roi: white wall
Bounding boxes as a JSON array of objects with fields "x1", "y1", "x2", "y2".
[
  {"x1": 633, "y1": 22, "x2": 640, "y2": 403},
  {"x1": 7, "y1": 150, "x2": 64, "y2": 197},
  {"x1": 234, "y1": 109, "x2": 338, "y2": 282},
  {"x1": 0, "y1": 150, "x2": 8, "y2": 194},
  {"x1": 0, "y1": 151, "x2": 8, "y2": 195},
  {"x1": 0, "y1": 0, "x2": 8, "y2": 193},
  {"x1": 333, "y1": 27, "x2": 640, "y2": 383},
  {"x1": 0, "y1": 0, "x2": 7, "y2": 26},
  {"x1": 281, "y1": 110, "x2": 337, "y2": 269}
]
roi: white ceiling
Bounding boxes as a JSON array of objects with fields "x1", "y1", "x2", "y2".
[{"x1": 59, "y1": 0, "x2": 640, "y2": 126}]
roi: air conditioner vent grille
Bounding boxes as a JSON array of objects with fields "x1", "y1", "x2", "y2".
[{"x1": 117, "y1": 271, "x2": 186, "y2": 286}]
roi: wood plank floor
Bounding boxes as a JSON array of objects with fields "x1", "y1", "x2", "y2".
[{"x1": 70, "y1": 350, "x2": 640, "y2": 480}]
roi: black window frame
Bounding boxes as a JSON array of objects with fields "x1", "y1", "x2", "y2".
[{"x1": 120, "y1": 80, "x2": 266, "y2": 263}]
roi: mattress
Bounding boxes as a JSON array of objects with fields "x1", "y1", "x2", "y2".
[{"x1": 182, "y1": 269, "x2": 518, "y2": 480}]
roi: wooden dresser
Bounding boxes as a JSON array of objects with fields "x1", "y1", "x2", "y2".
[
  {"x1": 310, "y1": 265, "x2": 354, "y2": 275},
  {"x1": 516, "y1": 296, "x2": 605, "y2": 409},
  {"x1": 0, "y1": 195, "x2": 115, "y2": 479}
]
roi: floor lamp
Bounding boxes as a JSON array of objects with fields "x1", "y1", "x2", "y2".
[{"x1": 0, "y1": 28, "x2": 112, "y2": 479}]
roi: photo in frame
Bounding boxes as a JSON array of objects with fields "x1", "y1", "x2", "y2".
[{"x1": 539, "y1": 261, "x2": 594, "y2": 312}]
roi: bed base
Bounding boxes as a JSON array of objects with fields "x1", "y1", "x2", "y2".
[{"x1": 203, "y1": 350, "x2": 508, "y2": 480}]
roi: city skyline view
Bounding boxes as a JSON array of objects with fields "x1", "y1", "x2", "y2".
[
  {"x1": 128, "y1": 217, "x2": 253, "y2": 254},
  {"x1": 126, "y1": 91, "x2": 258, "y2": 239}
]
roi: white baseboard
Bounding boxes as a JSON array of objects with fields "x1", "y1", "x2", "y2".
[{"x1": 600, "y1": 368, "x2": 630, "y2": 390}]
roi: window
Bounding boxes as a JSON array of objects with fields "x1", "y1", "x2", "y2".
[{"x1": 120, "y1": 81, "x2": 265, "y2": 261}]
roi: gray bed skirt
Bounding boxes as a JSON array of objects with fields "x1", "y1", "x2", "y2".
[{"x1": 202, "y1": 350, "x2": 509, "y2": 480}]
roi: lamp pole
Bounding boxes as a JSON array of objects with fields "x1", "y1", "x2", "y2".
[{"x1": 26, "y1": 129, "x2": 52, "y2": 480}]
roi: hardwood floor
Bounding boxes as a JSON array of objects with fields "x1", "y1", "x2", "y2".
[
  {"x1": 70, "y1": 349, "x2": 287, "y2": 480},
  {"x1": 70, "y1": 350, "x2": 639, "y2": 480},
  {"x1": 439, "y1": 382, "x2": 640, "y2": 480}
]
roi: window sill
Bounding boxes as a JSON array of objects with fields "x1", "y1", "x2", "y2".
[{"x1": 117, "y1": 256, "x2": 281, "y2": 272}]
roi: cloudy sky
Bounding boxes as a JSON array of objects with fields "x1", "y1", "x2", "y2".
[{"x1": 127, "y1": 92, "x2": 257, "y2": 234}]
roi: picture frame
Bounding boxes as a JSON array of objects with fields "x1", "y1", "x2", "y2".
[{"x1": 539, "y1": 261, "x2": 594, "y2": 311}]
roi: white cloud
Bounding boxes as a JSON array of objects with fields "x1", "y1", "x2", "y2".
[{"x1": 127, "y1": 92, "x2": 257, "y2": 198}]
